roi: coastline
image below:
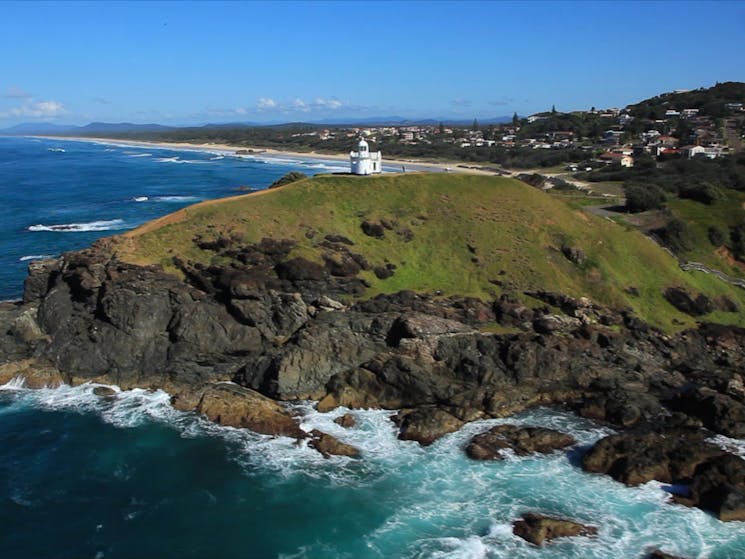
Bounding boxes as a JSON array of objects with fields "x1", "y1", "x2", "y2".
[{"x1": 32, "y1": 135, "x2": 499, "y2": 175}]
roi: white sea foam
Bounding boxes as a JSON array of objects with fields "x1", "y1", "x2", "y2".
[
  {"x1": 27, "y1": 219, "x2": 126, "y2": 232},
  {"x1": 133, "y1": 196, "x2": 149, "y2": 202},
  {"x1": 209, "y1": 155, "x2": 224, "y2": 161},
  {"x1": 18, "y1": 254, "x2": 54, "y2": 262},
  {"x1": 709, "y1": 433, "x2": 745, "y2": 458},
  {"x1": 153, "y1": 195, "x2": 202, "y2": 202},
  {"x1": 47, "y1": 147, "x2": 65, "y2": 153},
  {"x1": 154, "y1": 156, "x2": 208, "y2": 164},
  {"x1": 126, "y1": 152, "x2": 152, "y2": 158},
  {"x1": 2, "y1": 382, "x2": 744, "y2": 557}
]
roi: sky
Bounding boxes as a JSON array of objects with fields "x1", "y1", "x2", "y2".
[{"x1": 1, "y1": 0, "x2": 744, "y2": 126}]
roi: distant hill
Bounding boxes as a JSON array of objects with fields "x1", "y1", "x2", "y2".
[
  {"x1": 627, "y1": 81, "x2": 745, "y2": 118},
  {"x1": 0, "y1": 122, "x2": 79, "y2": 135},
  {"x1": 113, "y1": 173, "x2": 745, "y2": 332},
  {"x1": 0, "y1": 121, "x2": 176, "y2": 136}
]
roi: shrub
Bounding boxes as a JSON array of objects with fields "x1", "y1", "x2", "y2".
[
  {"x1": 708, "y1": 225, "x2": 728, "y2": 247},
  {"x1": 269, "y1": 171, "x2": 308, "y2": 189},
  {"x1": 624, "y1": 182, "x2": 666, "y2": 212},
  {"x1": 655, "y1": 218, "x2": 694, "y2": 254}
]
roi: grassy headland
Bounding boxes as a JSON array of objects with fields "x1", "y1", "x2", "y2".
[{"x1": 111, "y1": 173, "x2": 745, "y2": 332}]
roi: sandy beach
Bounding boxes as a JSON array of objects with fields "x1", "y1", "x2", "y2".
[{"x1": 36, "y1": 136, "x2": 499, "y2": 176}]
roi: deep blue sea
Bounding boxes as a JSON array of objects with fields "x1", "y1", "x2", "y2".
[{"x1": 1, "y1": 136, "x2": 744, "y2": 558}]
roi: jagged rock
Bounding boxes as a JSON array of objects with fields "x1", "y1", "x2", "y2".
[
  {"x1": 323, "y1": 253, "x2": 361, "y2": 277},
  {"x1": 373, "y1": 265, "x2": 394, "y2": 279},
  {"x1": 512, "y1": 513, "x2": 597, "y2": 546},
  {"x1": 647, "y1": 551, "x2": 687, "y2": 559},
  {"x1": 93, "y1": 386, "x2": 117, "y2": 397},
  {"x1": 334, "y1": 413, "x2": 356, "y2": 428},
  {"x1": 582, "y1": 430, "x2": 724, "y2": 486},
  {"x1": 196, "y1": 383, "x2": 304, "y2": 438},
  {"x1": 275, "y1": 257, "x2": 326, "y2": 281},
  {"x1": 532, "y1": 314, "x2": 582, "y2": 334},
  {"x1": 307, "y1": 429, "x2": 360, "y2": 458},
  {"x1": 9, "y1": 305, "x2": 48, "y2": 343},
  {"x1": 0, "y1": 358, "x2": 64, "y2": 388},
  {"x1": 465, "y1": 425, "x2": 575, "y2": 460},
  {"x1": 575, "y1": 388, "x2": 663, "y2": 428},
  {"x1": 664, "y1": 287, "x2": 714, "y2": 316},
  {"x1": 561, "y1": 244, "x2": 586, "y2": 265},
  {"x1": 687, "y1": 454, "x2": 745, "y2": 521},
  {"x1": 395, "y1": 407, "x2": 465, "y2": 445},
  {"x1": 23, "y1": 258, "x2": 61, "y2": 303},
  {"x1": 324, "y1": 234, "x2": 354, "y2": 245},
  {"x1": 668, "y1": 386, "x2": 745, "y2": 438},
  {"x1": 360, "y1": 220, "x2": 385, "y2": 238}
]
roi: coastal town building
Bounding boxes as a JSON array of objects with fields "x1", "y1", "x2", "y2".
[{"x1": 350, "y1": 137, "x2": 382, "y2": 175}]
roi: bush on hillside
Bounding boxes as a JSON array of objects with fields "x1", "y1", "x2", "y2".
[
  {"x1": 624, "y1": 182, "x2": 666, "y2": 212},
  {"x1": 708, "y1": 225, "x2": 728, "y2": 247},
  {"x1": 679, "y1": 182, "x2": 723, "y2": 205},
  {"x1": 655, "y1": 218, "x2": 695, "y2": 254},
  {"x1": 269, "y1": 171, "x2": 308, "y2": 189}
]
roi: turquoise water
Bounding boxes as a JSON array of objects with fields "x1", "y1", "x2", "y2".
[
  {"x1": 0, "y1": 136, "x2": 350, "y2": 300},
  {"x1": 1, "y1": 383, "x2": 744, "y2": 558},
  {"x1": 0, "y1": 136, "x2": 744, "y2": 558}
]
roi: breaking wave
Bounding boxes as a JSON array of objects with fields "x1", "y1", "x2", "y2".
[
  {"x1": 27, "y1": 219, "x2": 126, "y2": 232},
  {"x1": 18, "y1": 254, "x2": 54, "y2": 261}
]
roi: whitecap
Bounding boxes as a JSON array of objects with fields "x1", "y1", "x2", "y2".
[
  {"x1": 152, "y1": 195, "x2": 201, "y2": 203},
  {"x1": 133, "y1": 196, "x2": 149, "y2": 202},
  {"x1": 126, "y1": 153, "x2": 152, "y2": 158},
  {"x1": 708, "y1": 433, "x2": 745, "y2": 458},
  {"x1": 47, "y1": 147, "x2": 65, "y2": 153},
  {"x1": 27, "y1": 219, "x2": 126, "y2": 233},
  {"x1": 18, "y1": 254, "x2": 54, "y2": 262},
  {"x1": 154, "y1": 157, "x2": 208, "y2": 164}
]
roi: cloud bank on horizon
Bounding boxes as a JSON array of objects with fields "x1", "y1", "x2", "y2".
[{"x1": 0, "y1": 0, "x2": 744, "y2": 126}]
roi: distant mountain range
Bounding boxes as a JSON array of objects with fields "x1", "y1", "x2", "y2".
[{"x1": 0, "y1": 116, "x2": 513, "y2": 136}]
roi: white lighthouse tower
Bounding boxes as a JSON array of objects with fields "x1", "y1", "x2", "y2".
[{"x1": 349, "y1": 137, "x2": 382, "y2": 175}]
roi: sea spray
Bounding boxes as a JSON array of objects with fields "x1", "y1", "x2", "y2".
[{"x1": 1, "y1": 381, "x2": 743, "y2": 558}]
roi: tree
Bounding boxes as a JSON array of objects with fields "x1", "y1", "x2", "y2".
[
  {"x1": 624, "y1": 182, "x2": 666, "y2": 212},
  {"x1": 472, "y1": 119, "x2": 479, "y2": 132},
  {"x1": 551, "y1": 104, "x2": 557, "y2": 115},
  {"x1": 512, "y1": 112, "x2": 519, "y2": 127},
  {"x1": 438, "y1": 122, "x2": 445, "y2": 135}
]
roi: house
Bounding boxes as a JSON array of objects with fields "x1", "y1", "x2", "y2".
[
  {"x1": 683, "y1": 145, "x2": 723, "y2": 159},
  {"x1": 665, "y1": 109, "x2": 681, "y2": 118},
  {"x1": 681, "y1": 108, "x2": 700, "y2": 118},
  {"x1": 599, "y1": 152, "x2": 634, "y2": 167}
]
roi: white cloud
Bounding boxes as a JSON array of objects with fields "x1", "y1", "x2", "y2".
[
  {"x1": 292, "y1": 98, "x2": 309, "y2": 111},
  {"x1": 312, "y1": 97, "x2": 343, "y2": 110},
  {"x1": 3, "y1": 86, "x2": 32, "y2": 99},
  {"x1": 254, "y1": 96, "x2": 345, "y2": 113},
  {"x1": 0, "y1": 100, "x2": 68, "y2": 119},
  {"x1": 257, "y1": 97, "x2": 278, "y2": 110}
]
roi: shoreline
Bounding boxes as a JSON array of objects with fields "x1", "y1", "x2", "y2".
[{"x1": 32, "y1": 135, "x2": 499, "y2": 175}]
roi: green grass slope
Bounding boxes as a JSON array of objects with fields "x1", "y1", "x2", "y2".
[{"x1": 114, "y1": 173, "x2": 745, "y2": 332}]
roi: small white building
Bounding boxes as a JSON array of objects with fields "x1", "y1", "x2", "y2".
[{"x1": 350, "y1": 138, "x2": 382, "y2": 175}]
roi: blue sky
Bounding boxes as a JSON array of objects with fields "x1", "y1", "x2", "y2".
[{"x1": 1, "y1": 0, "x2": 744, "y2": 126}]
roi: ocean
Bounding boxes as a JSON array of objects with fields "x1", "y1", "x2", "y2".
[{"x1": 0, "y1": 136, "x2": 744, "y2": 558}]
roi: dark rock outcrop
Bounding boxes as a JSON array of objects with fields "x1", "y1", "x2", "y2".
[
  {"x1": 307, "y1": 429, "x2": 360, "y2": 458},
  {"x1": 6, "y1": 241, "x2": 745, "y2": 453},
  {"x1": 195, "y1": 383, "x2": 304, "y2": 438},
  {"x1": 582, "y1": 430, "x2": 745, "y2": 521},
  {"x1": 664, "y1": 287, "x2": 714, "y2": 316},
  {"x1": 512, "y1": 513, "x2": 597, "y2": 546},
  {"x1": 465, "y1": 425, "x2": 575, "y2": 460}
]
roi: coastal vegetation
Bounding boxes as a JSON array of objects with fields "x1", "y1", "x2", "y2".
[{"x1": 114, "y1": 173, "x2": 745, "y2": 332}]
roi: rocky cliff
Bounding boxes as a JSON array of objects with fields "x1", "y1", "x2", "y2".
[{"x1": 2, "y1": 174, "x2": 745, "y2": 524}]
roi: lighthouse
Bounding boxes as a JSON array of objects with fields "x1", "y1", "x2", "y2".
[{"x1": 349, "y1": 137, "x2": 382, "y2": 175}]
